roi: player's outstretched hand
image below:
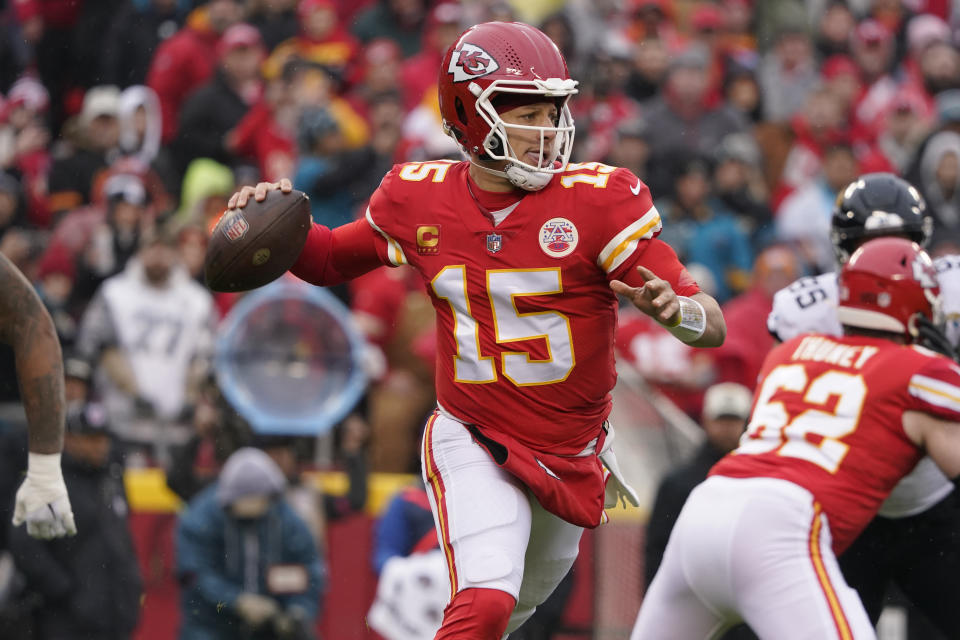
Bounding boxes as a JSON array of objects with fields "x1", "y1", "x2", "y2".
[
  {"x1": 227, "y1": 178, "x2": 293, "y2": 210},
  {"x1": 915, "y1": 314, "x2": 959, "y2": 362},
  {"x1": 12, "y1": 453, "x2": 76, "y2": 539},
  {"x1": 610, "y1": 265, "x2": 681, "y2": 327}
]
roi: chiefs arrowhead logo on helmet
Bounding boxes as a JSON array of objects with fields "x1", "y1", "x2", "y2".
[{"x1": 448, "y1": 43, "x2": 499, "y2": 82}]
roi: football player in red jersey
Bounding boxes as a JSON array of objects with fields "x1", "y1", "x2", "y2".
[
  {"x1": 633, "y1": 237, "x2": 960, "y2": 640},
  {"x1": 767, "y1": 173, "x2": 960, "y2": 635},
  {"x1": 228, "y1": 21, "x2": 725, "y2": 638}
]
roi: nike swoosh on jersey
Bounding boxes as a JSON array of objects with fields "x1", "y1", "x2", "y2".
[{"x1": 630, "y1": 179, "x2": 642, "y2": 196}]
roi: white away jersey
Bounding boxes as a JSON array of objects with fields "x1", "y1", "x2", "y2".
[
  {"x1": 766, "y1": 273, "x2": 842, "y2": 342},
  {"x1": 936, "y1": 254, "x2": 960, "y2": 349},
  {"x1": 100, "y1": 262, "x2": 215, "y2": 418}
]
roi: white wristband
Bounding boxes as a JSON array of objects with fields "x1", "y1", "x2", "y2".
[
  {"x1": 661, "y1": 296, "x2": 707, "y2": 343},
  {"x1": 27, "y1": 452, "x2": 63, "y2": 483}
]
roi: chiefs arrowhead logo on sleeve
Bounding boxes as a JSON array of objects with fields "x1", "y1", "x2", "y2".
[{"x1": 448, "y1": 43, "x2": 499, "y2": 82}]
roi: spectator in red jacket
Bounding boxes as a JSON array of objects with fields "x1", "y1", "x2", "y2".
[
  {"x1": 230, "y1": 57, "x2": 301, "y2": 183},
  {"x1": 146, "y1": 0, "x2": 242, "y2": 144},
  {"x1": 399, "y1": 2, "x2": 463, "y2": 110},
  {"x1": 173, "y1": 23, "x2": 265, "y2": 176},
  {"x1": 261, "y1": 0, "x2": 361, "y2": 90},
  {"x1": 344, "y1": 38, "x2": 403, "y2": 123},
  {"x1": 850, "y1": 19, "x2": 899, "y2": 135},
  {"x1": 710, "y1": 244, "x2": 800, "y2": 390},
  {"x1": 775, "y1": 87, "x2": 849, "y2": 208}
]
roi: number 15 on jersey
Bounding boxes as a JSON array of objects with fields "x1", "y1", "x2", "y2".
[{"x1": 432, "y1": 266, "x2": 575, "y2": 387}]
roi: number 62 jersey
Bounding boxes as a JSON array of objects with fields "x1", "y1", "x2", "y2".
[
  {"x1": 365, "y1": 160, "x2": 699, "y2": 455},
  {"x1": 766, "y1": 257, "x2": 960, "y2": 519},
  {"x1": 711, "y1": 333, "x2": 960, "y2": 554}
]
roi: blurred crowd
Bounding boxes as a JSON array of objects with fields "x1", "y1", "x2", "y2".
[{"x1": 0, "y1": 0, "x2": 959, "y2": 637}]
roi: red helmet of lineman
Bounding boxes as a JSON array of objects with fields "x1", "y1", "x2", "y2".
[
  {"x1": 438, "y1": 21, "x2": 578, "y2": 191},
  {"x1": 837, "y1": 237, "x2": 940, "y2": 340}
]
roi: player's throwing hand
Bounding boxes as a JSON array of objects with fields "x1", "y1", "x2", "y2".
[
  {"x1": 610, "y1": 265, "x2": 681, "y2": 327},
  {"x1": 227, "y1": 178, "x2": 292, "y2": 209}
]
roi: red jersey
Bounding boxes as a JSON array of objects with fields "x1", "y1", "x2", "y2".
[
  {"x1": 711, "y1": 334, "x2": 960, "y2": 553},
  {"x1": 365, "y1": 160, "x2": 699, "y2": 454}
]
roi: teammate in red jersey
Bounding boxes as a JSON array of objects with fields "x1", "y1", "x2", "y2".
[
  {"x1": 633, "y1": 237, "x2": 960, "y2": 640},
  {"x1": 229, "y1": 21, "x2": 725, "y2": 639}
]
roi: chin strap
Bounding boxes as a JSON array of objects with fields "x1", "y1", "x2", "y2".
[{"x1": 468, "y1": 159, "x2": 554, "y2": 192}]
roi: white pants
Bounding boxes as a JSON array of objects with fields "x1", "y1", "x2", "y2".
[
  {"x1": 421, "y1": 412, "x2": 583, "y2": 633},
  {"x1": 633, "y1": 476, "x2": 875, "y2": 640}
]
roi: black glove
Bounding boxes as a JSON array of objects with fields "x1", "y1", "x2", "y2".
[{"x1": 915, "y1": 315, "x2": 959, "y2": 362}]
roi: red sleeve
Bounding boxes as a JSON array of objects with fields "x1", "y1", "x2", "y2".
[
  {"x1": 907, "y1": 354, "x2": 960, "y2": 423},
  {"x1": 589, "y1": 167, "x2": 662, "y2": 275},
  {"x1": 618, "y1": 238, "x2": 700, "y2": 297},
  {"x1": 229, "y1": 102, "x2": 272, "y2": 158},
  {"x1": 290, "y1": 219, "x2": 388, "y2": 286}
]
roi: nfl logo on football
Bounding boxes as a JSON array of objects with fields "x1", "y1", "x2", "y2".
[
  {"x1": 222, "y1": 212, "x2": 250, "y2": 242},
  {"x1": 487, "y1": 233, "x2": 502, "y2": 253}
]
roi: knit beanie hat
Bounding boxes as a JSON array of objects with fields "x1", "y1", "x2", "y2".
[{"x1": 215, "y1": 447, "x2": 286, "y2": 506}]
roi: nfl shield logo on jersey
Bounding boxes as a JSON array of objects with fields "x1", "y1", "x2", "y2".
[
  {"x1": 539, "y1": 218, "x2": 578, "y2": 258},
  {"x1": 486, "y1": 233, "x2": 502, "y2": 253},
  {"x1": 221, "y1": 212, "x2": 250, "y2": 242}
]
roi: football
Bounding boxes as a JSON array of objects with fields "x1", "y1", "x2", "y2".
[{"x1": 204, "y1": 189, "x2": 312, "y2": 292}]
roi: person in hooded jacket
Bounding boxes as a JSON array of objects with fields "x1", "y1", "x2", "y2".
[
  {"x1": 915, "y1": 129, "x2": 960, "y2": 247},
  {"x1": 176, "y1": 447, "x2": 323, "y2": 640}
]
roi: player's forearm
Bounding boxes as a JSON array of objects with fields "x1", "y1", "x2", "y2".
[
  {"x1": 16, "y1": 324, "x2": 65, "y2": 454},
  {"x1": 0, "y1": 256, "x2": 65, "y2": 454},
  {"x1": 291, "y1": 220, "x2": 384, "y2": 286},
  {"x1": 290, "y1": 223, "x2": 344, "y2": 285},
  {"x1": 905, "y1": 411, "x2": 960, "y2": 478},
  {"x1": 686, "y1": 292, "x2": 726, "y2": 348}
]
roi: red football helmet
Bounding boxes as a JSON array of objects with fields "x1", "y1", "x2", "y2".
[
  {"x1": 438, "y1": 21, "x2": 578, "y2": 190},
  {"x1": 837, "y1": 237, "x2": 940, "y2": 340}
]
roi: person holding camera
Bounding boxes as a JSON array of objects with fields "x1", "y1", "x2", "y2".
[{"x1": 176, "y1": 447, "x2": 322, "y2": 640}]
